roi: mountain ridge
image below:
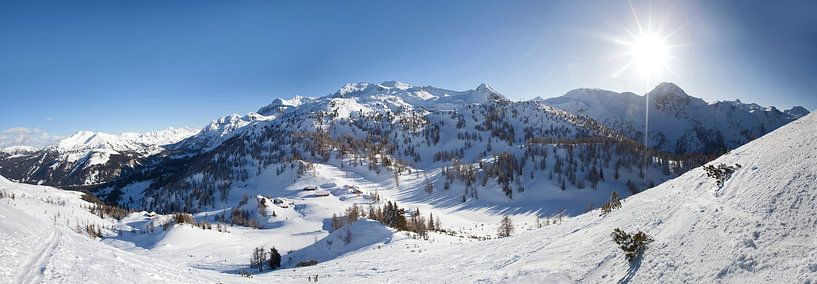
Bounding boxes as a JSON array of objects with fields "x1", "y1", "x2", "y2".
[{"x1": 543, "y1": 82, "x2": 808, "y2": 154}]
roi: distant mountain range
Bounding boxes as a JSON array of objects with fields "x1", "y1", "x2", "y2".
[
  {"x1": 0, "y1": 127, "x2": 198, "y2": 186},
  {"x1": 542, "y1": 82, "x2": 808, "y2": 154}
]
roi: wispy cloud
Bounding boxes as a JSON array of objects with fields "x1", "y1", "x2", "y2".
[{"x1": 0, "y1": 127, "x2": 62, "y2": 148}]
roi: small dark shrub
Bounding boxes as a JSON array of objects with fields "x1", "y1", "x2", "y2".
[
  {"x1": 611, "y1": 228, "x2": 654, "y2": 262},
  {"x1": 296, "y1": 260, "x2": 318, "y2": 267},
  {"x1": 599, "y1": 192, "x2": 622, "y2": 216},
  {"x1": 703, "y1": 163, "x2": 741, "y2": 188}
]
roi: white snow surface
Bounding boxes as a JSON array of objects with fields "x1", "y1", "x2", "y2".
[
  {"x1": 0, "y1": 176, "x2": 229, "y2": 283},
  {"x1": 263, "y1": 111, "x2": 817, "y2": 283},
  {"x1": 2, "y1": 112, "x2": 815, "y2": 283}
]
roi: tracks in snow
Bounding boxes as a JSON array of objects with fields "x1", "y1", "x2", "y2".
[{"x1": 14, "y1": 228, "x2": 60, "y2": 284}]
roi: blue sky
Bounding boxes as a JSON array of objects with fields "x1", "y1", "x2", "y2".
[{"x1": 1, "y1": 0, "x2": 815, "y2": 147}]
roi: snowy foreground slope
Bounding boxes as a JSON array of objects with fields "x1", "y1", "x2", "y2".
[
  {"x1": 0, "y1": 177, "x2": 231, "y2": 283},
  {"x1": 258, "y1": 112, "x2": 817, "y2": 282}
]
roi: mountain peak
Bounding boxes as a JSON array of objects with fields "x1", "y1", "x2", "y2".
[
  {"x1": 258, "y1": 95, "x2": 311, "y2": 115},
  {"x1": 332, "y1": 81, "x2": 415, "y2": 98},
  {"x1": 472, "y1": 83, "x2": 507, "y2": 102},
  {"x1": 785, "y1": 106, "x2": 810, "y2": 118},
  {"x1": 379, "y1": 80, "x2": 411, "y2": 90},
  {"x1": 648, "y1": 82, "x2": 688, "y2": 97}
]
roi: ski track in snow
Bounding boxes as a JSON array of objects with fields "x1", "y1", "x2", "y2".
[{"x1": 15, "y1": 229, "x2": 59, "y2": 284}]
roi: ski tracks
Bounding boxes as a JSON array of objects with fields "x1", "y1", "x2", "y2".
[{"x1": 14, "y1": 228, "x2": 60, "y2": 284}]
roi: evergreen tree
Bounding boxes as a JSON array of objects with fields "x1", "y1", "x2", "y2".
[
  {"x1": 251, "y1": 246, "x2": 268, "y2": 271},
  {"x1": 268, "y1": 247, "x2": 282, "y2": 270},
  {"x1": 497, "y1": 216, "x2": 514, "y2": 238}
]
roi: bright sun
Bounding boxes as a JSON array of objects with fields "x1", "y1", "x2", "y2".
[
  {"x1": 610, "y1": 3, "x2": 686, "y2": 82},
  {"x1": 629, "y1": 32, "x2": 668, "y2": 78}
]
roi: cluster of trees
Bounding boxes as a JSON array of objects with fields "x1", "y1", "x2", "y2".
[
  {"x1": 149, "y1": 212, "x2": 227, "y2": 233},
  {"x1": 81, "y1": 191, "x2": 130, "y2": 220},
  {"x1": 431, "y1": 136, "x2": 708, "y2": 202},
  {"x1": 213, "y1": 208, "x2": 258, "y2": 228},
  {"x1": 332, "y1": 201, "x2": 443, "y2": 238},
  {"x1": 533, "y1": 214, "x2": 564, "y2": 228},
  {"x1": 250, "y1": 246, "x2": 282, "y2": 272},
  {"x1": 80, "y1": 223, "x2": 103, "y2": 239}
]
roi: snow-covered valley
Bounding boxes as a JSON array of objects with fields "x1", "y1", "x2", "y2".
[
  {"x1": 0, "y1": 81, "x2": 813, "y2": 283},
  {"x1": 1, "y1": 99, "x2": 815, "y2": 283}
]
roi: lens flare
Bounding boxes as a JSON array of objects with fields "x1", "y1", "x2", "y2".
[{"x1": 629, "y1": 32, "x2": 668, "y2": 78}]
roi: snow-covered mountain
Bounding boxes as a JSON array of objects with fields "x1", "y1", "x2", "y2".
[
  {"x1": 171, "y1": 113, "x2": 274, "y2": 152},
  {"x1": 0, "y1": 145, "x2": 38, "y2": 157},
  {"x1": 102, "y1": 81, "x2": 695, "y2": 215},
  {"x1": 0, "y1": 127, "x2": 198, "y2": 186},
  {"x1": 266, "y1": 103, "x2": 817, "y2": 283},
  {"x1": 1, "y1": 93, "x2": 814, "y2": 284},
  {"x1": 543, "y1": 82, "x2": 809, "y2": 154}
]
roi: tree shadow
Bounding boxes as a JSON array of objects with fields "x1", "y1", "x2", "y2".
[{"x1": 618, "y1": 252, "x2": 644, "y2": 284}]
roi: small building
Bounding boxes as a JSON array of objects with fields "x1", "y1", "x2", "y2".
[
  {"x1": 273, "y1": 197, "x2": 293, "y2": 208},
  {"x1": 313, "y1": 191, "x2": 330, "y2": 197},
  {"x1": 303, "y1": 186, "x2": 318, "y2": 191}
]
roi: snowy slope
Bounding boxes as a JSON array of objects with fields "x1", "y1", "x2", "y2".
[
  {"x1": 171, "y1": 113, "x2": 274, "y2": 152},
  {"x1": 259, "y1": 112, "x2": 817, "y2": 283},
  {"x1": 543, "y1": 82, "x2": 809, "y2": 154},
  {"x1": 0, "y1": 176, "x2": 236, "y2": 284}
]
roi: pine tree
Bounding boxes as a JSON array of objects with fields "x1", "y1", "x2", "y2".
[
  {"x1": 497, "y1": 216, "x2": 514, "y2": 238},
  {"x1": 251, "y1": 246, "x2": 268, "y2": 271},
  {"x1": 331, "y1": 214, "x2": 342, "y2": 231},
  {"x1": 268, "y1": 247, "x2": 282, "y2": 270}
]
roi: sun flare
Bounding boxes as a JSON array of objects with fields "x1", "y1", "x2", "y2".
[
  {"x1": 629, "y1": 32, "x2": 668, "y2": 78},
  {"x1": 610, "y1": 3, "x2": 687, "y2": 83}
]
